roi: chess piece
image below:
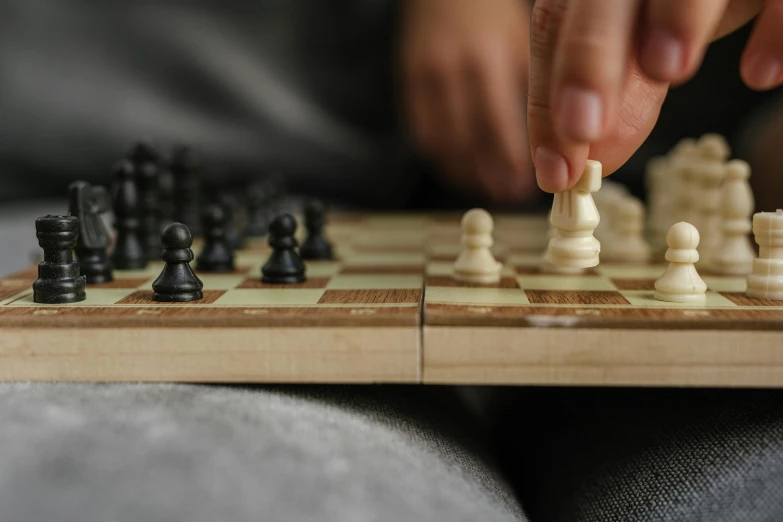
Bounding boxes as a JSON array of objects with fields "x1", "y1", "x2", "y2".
[
  {"x1": 715, "y1": 160, "x2": 755, "y2": 275},
  {"x1": 170, "y1": 145, "x2": 202, "y2": 235},
  {"x1": 219, "y1": 193, "x2": 245, "y2": 251},
  {"x1": 547, "y1": 160, "x2": 602, "y2": 268},
  {"x1": 33, "y1": 215, "x2": 87, "y2": 304},
  {"x1": 246, "y1": 183, "x2": 271, "y2": 237},
  {"x1": 697, "y1": 172, "x2": 728, "y2": 267},
  {"x1": 110, "y1": 160, "x2": 147, "y2": 270},
  {"x1": 197, "y1": 204, "x2": 235, "y2": 272},
  {"x1": 654, "y1": 222, "x2": 707, "y2": 304},
  {"x1": 68, "y1": 181, "x2": 114, "y2": 284},
  {"x1": 746, "y1": 210, "x2": 783, "y2": 300},
  {"x1": 454, "y1": 208, "x2": 502, "y2": 283},
  {"x1": 602, "y1": 197, "x2": 651, "y2": 263},
  {"x1": 300, "y1": 199, "x2": 333, "y2": 260},
  {"x1": 129, "y1": 141, "x2": 163, "y2": 261},
  {"x1": 152, "y1": 223, "x2": 204, "y2": 302},
  {"x1": 261, "y1": 214, "x2": 307, "y2": 284}
]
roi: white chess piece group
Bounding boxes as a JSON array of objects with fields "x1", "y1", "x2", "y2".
[{"x1": 451, "y1": 151, "x2": 781, "y2": 304}]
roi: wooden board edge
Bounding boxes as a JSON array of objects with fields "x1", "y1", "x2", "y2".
[
  {"x1": 422, "y1": 326, "x2": 783, "y2": 387},
  {"x1": 0, "y1": 327, "x2": 420, "y2": 383}
]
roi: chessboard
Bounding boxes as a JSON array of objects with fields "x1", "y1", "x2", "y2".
[{"x1": 1, "y1": 213, "x2": 783, "y2": 387}]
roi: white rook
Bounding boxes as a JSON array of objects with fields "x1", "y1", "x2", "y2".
[{"x1": 746, "y1": 210, "x2": 783, "y2": 300}]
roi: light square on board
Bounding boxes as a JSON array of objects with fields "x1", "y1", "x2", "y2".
[
  {"x1": 113, "y1": 265, "x2": 163, "y2": 279},
  {"x1": 8, "y1": 289, "x2": 136, "y2": 307},
  {"x1": 620, "y1": 290, "x2": 736, "y2": 308},
  {"x1": 326, "y1": 274, "x2": 423, "y2": 290},
  {"x1": 516, "y1": 275, "x2": 617, "y2": 291},
  {"x1": 237, "y1": 277, "x2": 331, "y2": 289},
  {"x1": 426, "y1": 275, "x2": 521, "y2": 289},
  {"x1": 198, "y1": 275, "x2": 248, "y2": 290},
  {"x1": 304, "y1": 261, "x2": 341, "y2": 277},
  {"x1": 598, "y1": 264, "x2": 667, "y2": 278},
  {"x1": 339, "y1": 265, "x2": 425, "y2": 275},
  {"x1": 117, "y1": 290, "x2": 227, "y2": 305},
  {"x1": 702, "y1": 276, "x2": 747, "y2": 293},
  {"x1": 426, "y1": 286, "x2": 530, "y2": 306},
  {"x1": 425, "y1": 262, "x2": 516, "y2": 277},
  {"x1": 214, "y1": 289, "x2": 326, "y2": 306},
  {"x1": 344, "y1": 253, "x2": 428, "y2": 266},
  {"x1": 87, "y1": 277, "x2": 153, "y2": 289}
]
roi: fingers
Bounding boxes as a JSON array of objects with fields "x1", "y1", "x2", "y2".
[
  {"x1": 741, "y1": 0, "x2": 783, "y2": 90},
  {"x1": 471, "y1": 39, "x2": 534, "y2": 200},
  {"x1": 639, "y1": 0, "x2": 731, "y2": 83},
  {"x1": 552, "y1": 0, "x2": 641, "y2": 142},
  {"x1": 528, "y1": 0, "x2": 590, "y2": 193}
]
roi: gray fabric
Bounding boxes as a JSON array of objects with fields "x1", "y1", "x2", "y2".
[
  {"x1": 490, "y1": 387, "x2": 783, "y2": 522},
  {"x1": 0, "y1": 384, "x2": 526, "y2": 522}
]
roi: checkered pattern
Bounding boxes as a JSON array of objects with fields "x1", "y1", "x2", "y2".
[{"x1": 2, "y1": 213, "x2": 782, "y2": 327}]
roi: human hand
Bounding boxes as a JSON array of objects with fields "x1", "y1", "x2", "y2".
[
  {"x1": 529, "y1": 0, "x2": 768, "y2": 193},
  {"x1": 400, "y1": 0, "x2": 534, "y2": 203}
]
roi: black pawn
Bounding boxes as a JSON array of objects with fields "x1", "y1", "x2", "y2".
[
  {"x1": 33, "y1": 215, "x2": 87, "y2": 304},
  {"x1": 300, "y1": 200, "x2": 333, "y2": 260},
  {"x1": 261, "y1": 214, "x2": 306, "y2": 284},
  {"x1": 111, "y1": 160, "x2": 147, "y2": 270},
  {"x1": 219, "y1": 193, "x2": 245, "y2": 250},
  {"x1": 152, "y1": 223, "x2": 203, "y2": 302},
  {"x1": 69, "y1": 181, "x2": 114, "y2": 284},
  {"x1": 197, "y1": 205, "x2": 235, "y2": 272},
  {"x1": 170, "y1": 145, "x2": 202, "y2": 235},
  {"x1": 129, "y1": 141, "x2": 163, "y2": 261},
  {"x1": 246, "y1": 183, "x2": 271, "y2": 237}
]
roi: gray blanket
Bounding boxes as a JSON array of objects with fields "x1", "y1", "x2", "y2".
[{"x1": 0, "y1": 384, "x2": 525, "y2": 522}]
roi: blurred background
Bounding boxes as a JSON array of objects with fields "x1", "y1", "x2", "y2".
[{"x1": 0, "y1": 0, "x2": 781, "y2": 274}]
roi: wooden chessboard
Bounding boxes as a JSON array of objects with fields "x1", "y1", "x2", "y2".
[{"x1": 1, "y1": 213, "x2": 782, "y2": 387}]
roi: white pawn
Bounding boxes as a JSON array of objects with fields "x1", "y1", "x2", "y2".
[
  {"x1": 714, "y1": 160, "x2": 755, "y2": 275},
  {"x1": 548, "y1": 160, "x2": 602, "y2": 268},
  {"x1": 654, "y1": 222, "x2": 707, "y2": 304},
  {"x1": 454, "y1": 208, "x2": 502, "y2": 284},
  {"x1": 746, "y1": 210, "x2": 783, "y2": 300}
]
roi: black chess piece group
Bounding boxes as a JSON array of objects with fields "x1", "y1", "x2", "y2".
[{"x1": 30, "y1": 140, "x2": 341, "y2": 306}]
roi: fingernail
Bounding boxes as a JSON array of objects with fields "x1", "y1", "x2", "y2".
[
  {"x1": 745, "y1": 52, "x2": 780, "y2": 90},
  {"x1": 556, "y1": 87, "x2": 602, "y2": 141},
  {"x1": 641, "y1": 28, "x2": 683, "y2": 80},
  {"x1": 534, "y1": 146, "x2": 569, "y2": 193}
]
